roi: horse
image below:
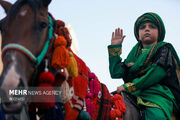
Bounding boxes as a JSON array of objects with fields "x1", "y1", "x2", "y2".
[
  {"x1": 0, "y1": 0, "x2": 53, "y2": 119},
  {"x1": 0, "y1": 1, "x2": 107, "y2": 120},
  {"x1": 0, "y1": 0, "x2": 148, "y2": 120}
]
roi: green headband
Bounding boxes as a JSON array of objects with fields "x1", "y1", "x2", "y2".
[{"x1": 134, "y1": 12, "x2": 166, "y2": 42}]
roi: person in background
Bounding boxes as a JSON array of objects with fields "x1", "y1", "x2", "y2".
[{"x1": 108, "y1": 12, "x2": 180, "y2": 120}]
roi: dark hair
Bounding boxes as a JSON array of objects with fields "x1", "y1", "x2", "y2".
[{"x1": 7, "y1": 0, "x2": 40, "y2": 23}]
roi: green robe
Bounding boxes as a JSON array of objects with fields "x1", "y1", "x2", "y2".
[{"x1": 108, "y1": 42, "x2": 179, "y2": 120}]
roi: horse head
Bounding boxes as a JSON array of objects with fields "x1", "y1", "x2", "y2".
[{"x1": 0, "y1": 0, "x2": 52, "y2": 113}]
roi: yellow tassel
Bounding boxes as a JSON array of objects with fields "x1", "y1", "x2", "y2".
[
  {"x1": 67, "y1": 51, "x2": 78, "y2": 78},
  {"x1": 51, "y1": 36, "x2": 70, "y2": 70}
]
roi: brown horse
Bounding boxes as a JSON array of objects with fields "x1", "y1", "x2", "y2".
[
  {"x1": 0, "y1": 0, "x2": 53, "y2": 119},
  {"x1": 0, "y1": 1, "x2": 146, "y2": 120}
]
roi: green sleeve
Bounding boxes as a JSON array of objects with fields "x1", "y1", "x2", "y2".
[
  {"x1": 123, "y1": 64, "x2": 166, "y2": 93},
  {"x1": 108, "y1": 44, "x2": 125, "y2": 78}
]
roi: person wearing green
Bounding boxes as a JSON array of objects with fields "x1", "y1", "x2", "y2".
[{"x1": 108, "y1": 12, "x2": 180, "y2": 120}]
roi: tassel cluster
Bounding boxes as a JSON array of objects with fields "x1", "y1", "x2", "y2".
[
  {"x1": 110, "y1": 94, "x2": 126, "y2": 120},
  {"x1": 51, "y1": 36, "x2": 70, "y2": 70},
  {"x1": 85, "y1": 72, "x2": 100, "y2": 118},
  {"x1": 35, "y1": 71, "x2": 55, "y2": 109},
  {"x1": 88, "y1": 72, "x2": 99, "y2": 97},
  {"x1": 71, "y1": 51, "x2": 88, "y2": 99},
  {"x1": 55, "y1": 20, "x2": 72, "y2": 47},
  {"x1": 85, "y1": 92, "x2": 95, "y2": 117}
]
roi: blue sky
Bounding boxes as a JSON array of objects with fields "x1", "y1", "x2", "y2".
[{"x1": 1, "y1": 0, "x2": 180, "y2": 92}]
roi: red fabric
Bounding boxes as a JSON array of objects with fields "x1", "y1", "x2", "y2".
[
  {"x1": 98, "y1": 83, "x2": 112, "y2": 120},
  {"x1": 64, "y1": 102, "x2": 79, "y2": 120},
  {"x1": 72, "y1": 75, "x2": 88, "y2": 99},
  {"x1": 85, "y1": 72, "x2": 100, "y2": 118}
]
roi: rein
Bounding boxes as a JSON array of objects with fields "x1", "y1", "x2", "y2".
[{"x1": 1, "y1": 15, "x2": 54, "y2": 66}]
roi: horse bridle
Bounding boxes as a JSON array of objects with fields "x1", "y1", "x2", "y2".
[{"x1": 1, "y1": 15, "x2": 54, "y2": 66}]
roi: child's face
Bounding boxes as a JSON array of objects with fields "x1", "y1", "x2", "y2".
[{"x1": 138, "y1": 23, "x2": 158, "y2": 47}]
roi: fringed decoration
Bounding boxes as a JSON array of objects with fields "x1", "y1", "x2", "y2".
[
  {"x1": 88, "y1": 72, "x2": 96, "y2": 79},
  {"x1": 97, "y1": 84, "x2": 112, "y2": 120},
  {"x1": 35, "y1": 59, "x2": 55, "y2": 109},
  {"x1": 35, "y1": 71, "x2": 55, "y2": 109},
  {"x1": 64, "y1": 95, "x2": 84, "y2": 120},
  {"x1": 53, "y1": 70, "x2": 66, "y2": 87},
  {"x1": 92, "y1": 79, "x2": 102, "y2": 120},
  {"x1": 88, "y1": 72, "x2": 99, "y2": 97},
  {"x1": 67, "y1": 51, "x2": 78, "y2": 78},
  {"x1": 85, "y1": 93, "x2": 95, "y2": 117},
  {"x1": 51, "y1": 36, "x2": 70, "y2": 70},
  {"x1": 55, "y1": 20, "x2": 72, "y2": 47},
  {"x1": 85, "y1": 72, "x2": 100, "y2": 118},
  {"x1": 64, "y1": 102, "x2": 79, "y2": 120},
  {"x1": 59, "y1": 80, "x2": 72, "y2": 103},
  {"x1": 110, "y1": 94, "x2": 126, "y2": 120},
  {"x1": 71, "y1": 51, "x2": 89, "y2": 99},
  {"x1": 110, "y1": 109, "x2": 122, "y2": 120}
]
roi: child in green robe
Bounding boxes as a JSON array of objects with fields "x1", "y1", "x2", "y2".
[{"x1": 108, "y1": 12, "x2": 180, "y2": 120}]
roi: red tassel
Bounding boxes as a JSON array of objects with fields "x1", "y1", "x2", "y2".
[
  {"x1": 38, "y1": 72, "x2": 55, "y2": 83},
  {"x1": 85, "y1": 98, "x2": 95, "y2": 117},
  {"x1": 34, "y1": 72, "x2": 55, "y2": 109},
  {"x1": 88, "y1": 72, "x2": 99, "y2": 97},
  {"x1": 53, "y1": 70, "x2": 66, "y2": 87},
  {"x1": 110, "y1": 94, "x2": 126, "y2": 120}
]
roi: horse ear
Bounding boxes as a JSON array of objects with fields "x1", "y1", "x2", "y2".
[
  {"x1": 42, "y1": 0, "x2": 52, "y2": 7},
  {"x1": 0, "y1": 0, "x2": 12, "y2": 14}
]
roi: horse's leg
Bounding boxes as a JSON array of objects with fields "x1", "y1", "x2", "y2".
[{"x1": 121, "y1": 92, "x2": 139, "y2": 120}]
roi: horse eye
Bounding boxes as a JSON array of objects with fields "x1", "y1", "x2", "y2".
[{"x1": 40, "y1": 22, "x2": 48, "y2": 29}]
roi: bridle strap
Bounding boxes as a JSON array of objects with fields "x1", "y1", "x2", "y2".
[
  {"x1": 2, "y1": 43, "x2": 37, "y2": 62},
  {"x1": 2, "y1": 15, "x2": 54, "y2": 66}
]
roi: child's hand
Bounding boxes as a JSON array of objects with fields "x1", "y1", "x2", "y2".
[
  {"x1": 111, "y1": 28, "x2": 126, "y2": 45},
  {"x1": 117, "y1": 85, "x2": 126, "y2": 94}
]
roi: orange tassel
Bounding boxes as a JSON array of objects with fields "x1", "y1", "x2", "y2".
[
  {"x1": 67, "y1": 51, "x2": 78, "y2": 78},
  {"x1": 51, "y1": 36, "x2": 70, "y2": 70}
]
